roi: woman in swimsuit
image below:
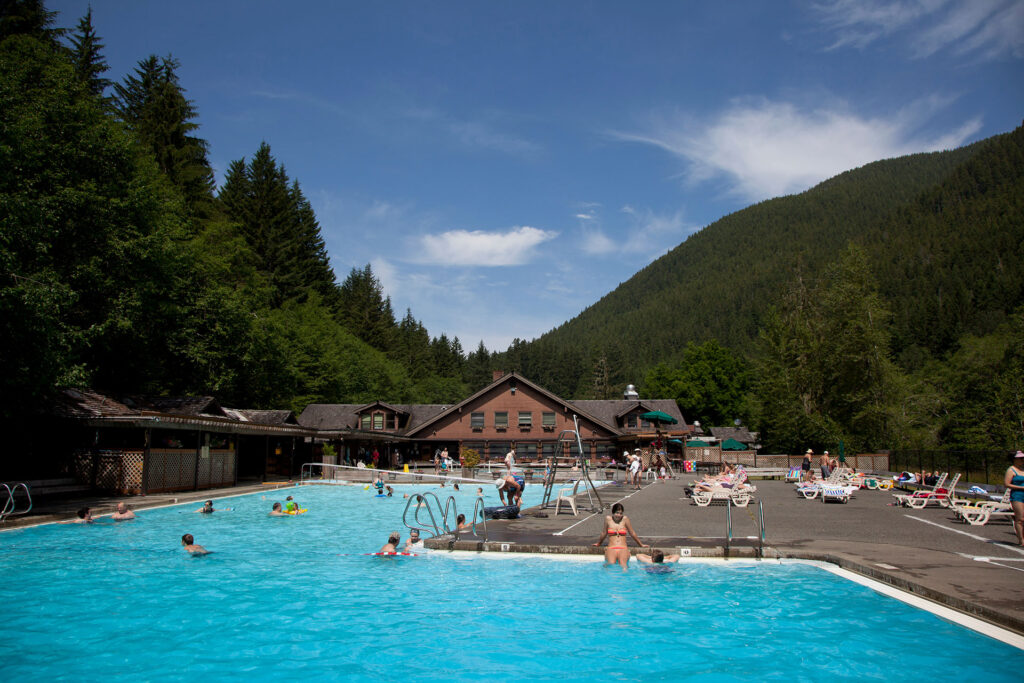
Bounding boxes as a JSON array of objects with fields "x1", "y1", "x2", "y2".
[
  {"x1": 593, "y1": 502, "x2": 647, "y2": 570},
  {"x1": 1005, "y1": 451, "x2": 1024, "y2": 547}
]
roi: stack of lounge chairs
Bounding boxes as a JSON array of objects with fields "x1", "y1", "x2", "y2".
[
  {"x1": 794, "y1": 467, "x2": 860, "y2": 503},
  {"x1": 951, "y1": 489, "x2": 1013, "y2": 526}
]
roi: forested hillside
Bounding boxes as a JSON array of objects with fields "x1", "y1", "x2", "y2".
[
  {"x1": 503, "y1": 126, "x2": 1024, "y2": 452},
  {"x1": 0, "y1": 2, "x2": 486, "y2": 429}
]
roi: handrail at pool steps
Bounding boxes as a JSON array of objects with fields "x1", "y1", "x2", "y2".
[
  {"x1": 401, "y1": 491, "x2": 447, "y2": 539},
  {"x1": 0, "y1": 482, "x2": 32, "y2": 523},
  {"x1": 725, "y1": 497, "x2": 733, "y2": 556},
  {"x1": 757, "y1": 499, "x2": 766, "y2": 558}
]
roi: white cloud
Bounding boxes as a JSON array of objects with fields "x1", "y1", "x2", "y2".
[
  {"x1": 581, "y1": 230, "x2": 617, "y2": 255},
  {"x1": 405, "y1": 107, "x2": 542, "y2": 158},
  {"x1": 611, "y1": 98, "x2": 982, "y2": 201},
  {"x1": 813, "y1": 0, "x2": 1024, "y2": 60},
  {"x1": 414, "y1": 226, "x2": 558, "y2": 266}
]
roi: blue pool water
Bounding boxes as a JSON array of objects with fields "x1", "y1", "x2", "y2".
[{"x1": 1, "y1": 484, "x2": 1021, "y2": 681}]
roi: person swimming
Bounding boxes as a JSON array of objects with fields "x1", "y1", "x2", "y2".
[
  {"x1": 181, "y1": 533, "x2": 210, "y2": 555},
  {"x1": 379, "y1": 531, "x2": 401, "y2": 554},
  {"x1": 285, "y1": 495, "x2": 299, "y2": 512},
  {"x1": 593, "y1": 502, "x2": 647, "y2": 570},
  {"x1": 269, "y1": 502, "x2": 288, "y2": 517}
]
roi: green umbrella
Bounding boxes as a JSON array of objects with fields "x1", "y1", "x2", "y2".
[
  {"x1": 640, "y1": 410, "x2": 678, "y2": 425},
  {"x1": 721, "y1": 438, "x2": 747, "y2": 451},
  {"x1": 685, "y1": 439, "x2": 706, "y2": 447}
]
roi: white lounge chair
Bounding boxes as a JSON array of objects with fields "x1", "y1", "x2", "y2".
[
  {"x1": 691, "y1": 484, "x2": 755, "y2": 507},
  {"x1": 820, "y1": 484, "x2": 852, "y2": 503},
  {"x1": 903, "y1": 473, "x2": 960, "y2": 509},
  {"x1": 893, "y1": 472, "x2": 947, "y2": 506},
  {"x1": 952, "y1": 489, "x2": 1012, "y2": 526}
]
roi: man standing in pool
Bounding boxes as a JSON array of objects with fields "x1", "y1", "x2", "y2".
[
  {"x1": 111, "y1": 502, "x2": 135, "y2": 521},
  {"x1": 404, "y1": 529, "x2": 422, "y2": 551},
  {"x1": 181, "y1": 534, "x2": 210, "y2": 555}
]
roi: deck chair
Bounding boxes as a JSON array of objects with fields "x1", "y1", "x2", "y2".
[
  {"x1": 820, "y1": 485, "x2": 851, "y2": 503},
  {"x1": 893, "y1": 472, "x2": 947, "y2": 506},
  {"x1": 555, "y1": 479, "x2": 583, "y2": 516},
  {"x1": 953, "y1": 490, "x2": 1012, "y2": 525},
  {"x1": 904, "y1": 473, "x2": 960, "y2": 509}
]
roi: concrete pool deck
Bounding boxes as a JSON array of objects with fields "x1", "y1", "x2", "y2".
[
  {"x1": 422, "y1": 477, "x2": 1024, "y2": 635},
  {"x1": 5, "y1": 476, "x2": 1023, "y2": 635}
]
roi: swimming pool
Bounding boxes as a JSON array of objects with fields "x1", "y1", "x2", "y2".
[{"x1": 1, "y1": 484, "x2": 1021, "y2": 681}]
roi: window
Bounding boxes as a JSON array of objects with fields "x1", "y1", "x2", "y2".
[
  {"x1": 519, "y1": 443, "x2": 537, "y2": 460},
  {"x1": 542, "y1": 412, "x2": 556, "y2": 428},
  {"x1": 470, "y1": 412, "x2": 484, "y2": 429},
  {"x1": 360, "y1": 415, "x2": 371, "y2": 430},
  {"x1": 489, "y1": 442, "x2": 510, "y2": 461},
  {"x1": 518, "y1": 411, "x2": 532, "y2": 428},
  {"x1": 373, "y1": 413, "x2": 383, "y2": 430},
  {"x1": 494, "y1": 411, "x2": 508, "y2": 429},
  {"x1": 542, "y1": 443, "x2": 556, "y2": 459},
  {"x1": 626, "y1": 414, "x2": 637, "y2": 428},
  {"x1": 387, "y1": 414, "x2": 398, "y2": 430}
]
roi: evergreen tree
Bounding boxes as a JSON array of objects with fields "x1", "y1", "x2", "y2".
[
  {"x1": 0, "y1": 0, "x2": 63, "y2": 44},
  {"x1": 218, "y1": 143, "x2": 337, "y2": 306},
  {"x1": 113, "y1": 54, "x2": 214, "y2": 213},
  {"x1": 337, "y1": 264, "x2": 395, "y2": 350},
  {"x1": 67, "y1": 6, "x2": 110, "y2": 98}
]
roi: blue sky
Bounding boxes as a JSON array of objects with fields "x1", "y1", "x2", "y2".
[{"x1": 53, "y1": 1, "x2": 1024, "y2": 352}]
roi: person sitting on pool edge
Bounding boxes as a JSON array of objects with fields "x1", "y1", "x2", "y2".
[
  {"x1": 269, "y1": 502, "x2": 288, "y2": 517},
  {"x1": 181, "y1": 534, "x2": 210, "y2": 555},
  {"x1": 496, "y1": 473, "x2": 525, "y2": 507},
  {"x1": 379, "y1": 531, "x2": 401, "y2": 554},
  {"x1": 637, "y1": 549, "x2": 680, "y2": 564},
  {"x1": 111, "y1": 502, "x2": 135, "y2": 521}
]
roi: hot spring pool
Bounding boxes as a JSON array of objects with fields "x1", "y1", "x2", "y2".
[{"x1": 1, "y1": 484, "x2": 1021, "y2": 681}]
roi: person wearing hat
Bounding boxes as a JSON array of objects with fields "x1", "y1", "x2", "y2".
[
  {"x1": 1005, "y1": 451, "x2": 1024, "y2": 547},
  {"x1": 801, "y1": 449, "x2": 813, "y2": 480},
  {"x1": 496, "y1": 473, "x2": 525, "y2": 508}
]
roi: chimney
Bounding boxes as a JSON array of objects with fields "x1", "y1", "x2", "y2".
[
  {"x1": 492, "y1": 370, "x2": 505, "y2": 382},
  {"x1": 624, "y1": 384, "x2": 639, "y2": 400}
]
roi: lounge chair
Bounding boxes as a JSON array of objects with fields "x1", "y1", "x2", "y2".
[
  {"x1": 820, "y1": 484, "x2": 852, "y2": 503},
  {"x1": 691, "y1": 484, "x2": 755, "y2": 507},
  {"x1": 902, "y1": 473, "x2": 961, "y2": 509},
  {"x1": 892, "y1": 472, "x2": 947, "y2": 506},
  {"x1": 952, "y1": 489, "x2": 1012, "y2": 526}
]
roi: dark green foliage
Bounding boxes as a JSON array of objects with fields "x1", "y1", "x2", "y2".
[
  {"x1": 337, "y1": 264, "x2": 395, "y2": 350},
  {"x1": 643, "y1": 340, "x2": 752, "y2": 428},
  {"x1": 218, "y1": 143, "x2": 338, "y2": 307},
  {"x1": 0, "y1": 0, "x2": 62, "y2": 44},
  {"x1": 113, "y1": 54, "x2": 215, "y2": 214},
  {"x1": 67, "y1": 6, "x2": 109, "y2": 98}
]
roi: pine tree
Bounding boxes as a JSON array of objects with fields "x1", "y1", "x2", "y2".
[
  {"x1": 0, "y1": 0, "x2": 63, "y2": 44},
  {"x1": 67, "y1": 6, "x2": 110, "y2": 98},
  {"x1": 337, "y1": 264, "x2": 395, "y2": 351},
  {"x1": 113, "y1": 54, "x2": 214, "y2": 213}
]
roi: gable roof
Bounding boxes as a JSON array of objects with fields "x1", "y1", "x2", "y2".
[
  {"x1": 405, "y1": 371, "x2": 623, "y2": 438},
  {"x1": 709, "y1": 426, "x2": 758, "y2": 443},
  {"x1": 297, "y1": 403, "x2": 449, "y2": 433}
]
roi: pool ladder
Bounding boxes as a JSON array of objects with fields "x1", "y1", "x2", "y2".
[
  {"x1": 724, "y1": 498, "x2": 766, "y2": 558},
  {"x1": 1, "y1": 483, "x2": 32, "y2": 523},
  {"x1": 401, "y1": 492, "x2": 488, "y2": 544}
]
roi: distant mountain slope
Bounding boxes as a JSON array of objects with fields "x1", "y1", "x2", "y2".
[{"x1": 508, "y1": 125, "x2": 1024, "y2": 396}]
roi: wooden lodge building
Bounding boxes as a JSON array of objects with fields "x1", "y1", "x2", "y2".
[{"x1": 37, "y1": 372, "x2": 691, "y2": 495}]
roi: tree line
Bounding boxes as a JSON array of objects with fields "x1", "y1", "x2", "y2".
[{"x1": 0, "y1": 1, "x2": 494, "y2": 430}]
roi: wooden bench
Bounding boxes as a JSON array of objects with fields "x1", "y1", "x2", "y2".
[{"x1": 743, "y1": 467, "x2": 790, "y2": 480}]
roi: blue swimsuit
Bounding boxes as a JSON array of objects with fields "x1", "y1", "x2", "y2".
[{"x1": 1011, "y1": 470, "x2": 1024, "y2": 503}]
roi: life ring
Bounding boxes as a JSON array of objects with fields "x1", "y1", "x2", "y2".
[{"x1": 284, "y1": 508, "x2": 308, "y2": 515}]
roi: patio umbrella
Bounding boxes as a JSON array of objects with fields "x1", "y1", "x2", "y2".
[
  {"x1": 640, "y1": 410, "x2": 678, "y2": 425},
  {"x1": 685, "y1": 439, "x2": 706, "y2": 447},
  {"x1": 720, "y1": 438, "x2": 747, "y2": 451}
]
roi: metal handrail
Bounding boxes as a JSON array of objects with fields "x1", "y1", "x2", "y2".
[
  {"x1": 470, "y1": 496, "x2": 488, "y2": 542},
  {"x1": 1, "y1": 483, "x2": 32, "y2": 523},
  {"x1": 757, "y1": 499, "x2": 766, "y2": 558},
  {"x1": 725, "y1": 497, "x2": 733, "y2": 555},
  {"x1": 401, "y1": 493, "x2": 443, "y2": 538}
]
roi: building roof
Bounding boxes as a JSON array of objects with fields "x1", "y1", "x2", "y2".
[
  {"x1": 709, "y1": 426, "x2": 759, "y2": 444},
  {"x1": 571, "y1": 399, "x2": 687, "y2": 430},
  {"x1": 297, "y1": 403, "x2": 450, "y2": 433}
]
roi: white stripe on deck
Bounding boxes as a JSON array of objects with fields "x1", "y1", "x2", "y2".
[
  {"x1": 553, "y1": 486, "x2": 645, "y2": 535},
  {"x1": 905, "y1": 515, "x2": 1024, "y2": 556}
]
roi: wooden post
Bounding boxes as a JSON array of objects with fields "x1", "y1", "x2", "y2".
[{"x1": 142, "y1": 428, "x2": 151, "y2": 495}]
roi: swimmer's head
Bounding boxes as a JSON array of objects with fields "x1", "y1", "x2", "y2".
[
  {"x1": 116, "y1": 502, "x2": 128, "y2": 513},
  {"x1": 457, "y1": 514, "x2": 465, "y2": 525},
  {"x1": 182, "y1": 534, "x2": 194, "y2": 545},
  {"x1": 286, "y1": 495, "x2": 293, "y2": 501},
  {"x1": 388, "y1": 532, "x2": 400, "y2": 545},
  {"x1": 272, "y1": 502, "x2": 282, "y2": 511},
  {"x1": 203, "y1": 500, "x2": 213, "y2": 509},
  {"x1": 409, "y1": 529, "x2": 420, "y2": 540},
  {"x1": 652, "y1": 549, "x2": 664, "y2": 563},
  {"x1": 77, "y1": 507, "x2": 90, "y2": 519}
]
